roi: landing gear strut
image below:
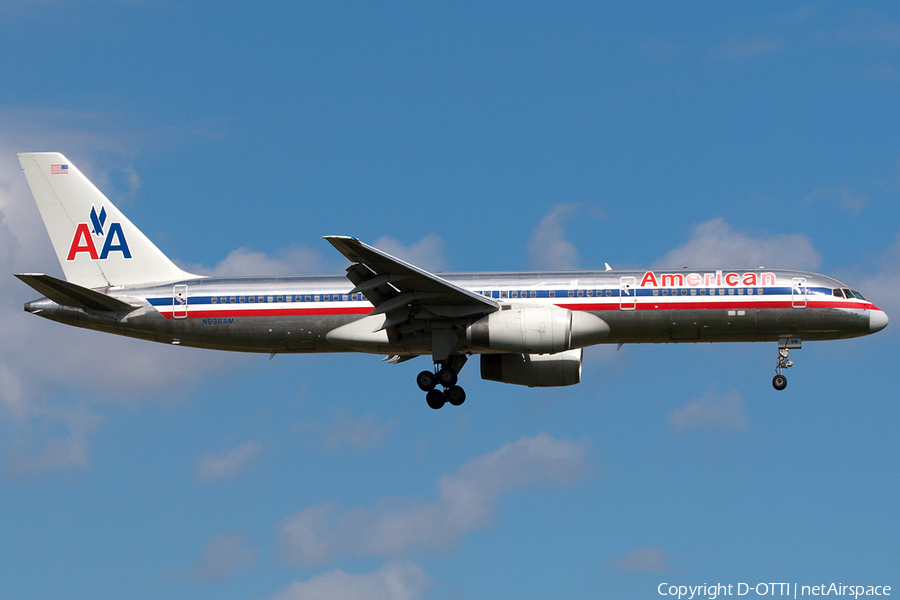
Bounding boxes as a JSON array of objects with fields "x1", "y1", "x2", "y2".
[
  {"x1": 773, "y1": 337, "x2": 800, "y2": 391},
  {"x1": 417, "y1": 356, "x2": 467, "y2": 409}
]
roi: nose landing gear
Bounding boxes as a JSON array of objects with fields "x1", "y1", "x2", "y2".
[
  {"x1": 773, "y1": 337, "x2": 800, "y2": 391},
  {"x1": 417, "y1": 356, "x2": 467, "y2": 409}
]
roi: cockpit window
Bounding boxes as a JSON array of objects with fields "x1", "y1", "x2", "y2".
[
  {"x1": 842, "y1": 288, "x2": 853, "y2": 299},
  {"x1": 832, "y1": 289, "x2": 843, "y2": 298},
  {"x1": 851, "y1": 290, "x2": 866, "y2": 300}
]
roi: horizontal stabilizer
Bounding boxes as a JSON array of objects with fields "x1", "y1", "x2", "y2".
[{"x1": 15, "y1": 273, "x2": 137, "y2": 313}]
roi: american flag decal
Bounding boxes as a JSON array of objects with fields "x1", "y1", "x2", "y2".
[{"x1": 51, "y1": 164, "x2": 68, "y2": 174}]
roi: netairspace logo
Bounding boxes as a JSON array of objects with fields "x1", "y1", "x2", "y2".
[
  {"x1": 658, "y1": 582, "x2": 892, "y2": 600},
  {"x1": 66, "y1": 205, "x2": 132, "y2": 261}
]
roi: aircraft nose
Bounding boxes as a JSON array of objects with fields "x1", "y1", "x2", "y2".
[{"x1": 870, "y1": 309, "x2": 889, "y2": 333}]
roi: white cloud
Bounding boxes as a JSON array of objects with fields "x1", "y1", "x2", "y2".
[
  {"x1": 614, "y1": 546, "x2": 675, "y2": 573},
  {"x1": 181, "y1": 533, "x2": 257, "y2": 582},
  {"x1": 295, "y1": 411, "x2": 398, "y2": 452},
  {"x1": 3, "y1": 409, "x2": 102, "y2": 477},
  {"x1": 270, "y1": 561, "x2": 430, "y2": 600},
  {"x1": 196, "y1": 441, "x2": 262, "y2": 480},
  {"x1": 668, "y1": 389, "x2": 749, "y2": 433},
  {"x1": 862, "y1": 64, "x2": 898, "y2": 81},
  {"x1": 276, "y1": 433, "x2": 589, "y2": 566},
  {"x1": 856, "y1": 231, "x2": 900, "y2": 322},
  {"x1": 719, "y1": 38, "x2": 780, "y2": 58},
  {"x1": 192, "y1": 244, "x2": 336, "y2": 277},
  {"x1": 181, "y1": 233, "x2": 449, "y2": 278},
  {"x1": 641, "y1": 38, "x2": 685, "y2": 62},
  {"x1": 654, "y1": 217, "x2": 821, "y2": 271},
  {"x1": 528, "y1": 204, "x2": 580, "y2": 270},
  {"x1": 0, "y1": 131, "x2": 252, "y2": 475},
  {"x1": 804, "y1": 187, "x2": 868, "y2": 216},
  {"x1": 372, "y1": 233, "x2": 449, "y2": 272}
]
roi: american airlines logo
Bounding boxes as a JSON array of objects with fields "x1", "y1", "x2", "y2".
[
  {"x1": 66, "y1": 206, "x2": 132, "y2": 261},
  {"x1": 639, "y1": 270, "x2": 776, "y2": 288}
]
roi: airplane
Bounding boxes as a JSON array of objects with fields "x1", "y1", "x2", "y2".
[{"x1": 14, "y1": 152, "x2": 889, "y2": 409}]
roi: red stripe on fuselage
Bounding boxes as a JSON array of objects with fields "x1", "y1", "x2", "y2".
[
  {"x1": 559, "y1": 299, "x2": 876, "y2": 311},
  {"x1": 156, "y1": 298, "x2": 876, "y2": 319},
  {"x1": 159, "y1": 306, "x2": 373, "y2": 319}
]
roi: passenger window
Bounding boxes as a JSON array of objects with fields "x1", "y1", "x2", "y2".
[
  {"x1": 549, "y1": 290, "x2": 556, "y2": 298},
  {"x1": 577, "y1": 290, "x2": 584, "y2": 297},
  {"x1": 757, "y1": 288, "x2": 763, "y2": 295},
  {"x1": 530, "y1": 290, "x2": 537, "y2": 298},
  {"x1": 230, "y1": 296, "x2": 236, "y2": 303},
  {"x1": 690, "y1": 289, "x2": 697, "y2": 296},
  {"x1": 211, "y1": 297, "x2": 217, "y2": 303},
  {"x1": 568, "y1": 290, "x2": 574, "y2": 297},
  {"x1": 747, "y1": 288, "x2": 753, "y2": 295},
  {"x1": 501, "y1": 290, "x2": 508, "y2": 299},
  {"x1": 737, "y1": 288, "x2": 744, "y2": 295},
  {"x1": 681, "y1": 289, "x2": 687, "y2": 296},
  {"x1": 249, "y1": 296, "x2": 256, "y2": 303},
  {"x1": 661, "y1": 289, "x2": 668, "y2": 296},
  {"x1": 652, "y1": 289, "x2": 659, "y2": 296},
  {"x1": 728, "y1": 289, "x2": 735, "y2": 295},
  {"x1": 314, "y1": 295, "x2": 320, "y2": 302},
  {"x1": 277, "y1": 296, "x2": 284, "y2": 302},
  {"x1": 700, "y1": 289, "x2": 706, "y2": 296},
  {"x1": 239, "y1": 296, "x2": 245, "y2": 303},
  {"x1": 586, "y1": 290, "x2": 592, "y2": 297},
  {"x1": 605, "y1": 290, "x2": 612, "y2": 297},
  {"x1": 268, "y1": 296, "x2": 274, "y2": 302}
]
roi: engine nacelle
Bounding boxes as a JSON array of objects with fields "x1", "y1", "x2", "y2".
[
  {"x1": 480, "y1": 349, "x2": 583, "y2": 387},
  {"x1": 466, "y1": 306, "x2": 609, "y2": 354}
]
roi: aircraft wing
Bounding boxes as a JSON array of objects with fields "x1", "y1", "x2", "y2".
[{"x1": 323, "y1": 236, "x2": 499, "y2": 325}]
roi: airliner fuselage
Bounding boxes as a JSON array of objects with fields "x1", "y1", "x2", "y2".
[
  {"x1": 25, "y1": 269, "x2": 882, "y2": 353},
  {"x1": 14, "y1": 152, "x2": 889, "y2": 408}
]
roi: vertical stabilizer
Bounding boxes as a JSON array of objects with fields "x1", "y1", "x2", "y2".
[{"x1": 17, "y1": 152, "x2": 197, "y2": 289}]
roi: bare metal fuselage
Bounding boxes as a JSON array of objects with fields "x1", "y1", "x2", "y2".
[{"x1": 24, "y1": 268, "x2": 878, "y2": 356}]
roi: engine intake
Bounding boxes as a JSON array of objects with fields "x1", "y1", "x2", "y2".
[
  {"x1": 466, "y1": 306, "x2": 609, "y2": 354},
  {"x1": 481, "y1": 349, "x2": 583, "y2": 387}
]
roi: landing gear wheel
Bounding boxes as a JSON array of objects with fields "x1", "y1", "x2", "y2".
[
  {"x1": 416, "y1": 370, "x2": 437, "y2": 392},
  {"x1": 426, "y1": 389, "x2": 446, "y2": 410},
  {"x1": 446, "y1": 386, "x2": 466, "y2": 406},
  {"x1": 437, "y1": 367, "x2": 457, "y2": 387},
  {"x1": 773, "y1": 374, "x2": 787, "y2": 391}
]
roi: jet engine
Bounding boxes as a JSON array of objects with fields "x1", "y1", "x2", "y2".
[
  {"x1": 480, "y1": 348, "x2": 583, "y2": 387},
  {"x1": 466, "y1": 306, "x2": 609, "y2": 354}
]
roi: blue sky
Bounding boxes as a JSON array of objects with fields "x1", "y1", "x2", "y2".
[{"x1": 1, "y1": 2, "x2": 899, "y2": 599}]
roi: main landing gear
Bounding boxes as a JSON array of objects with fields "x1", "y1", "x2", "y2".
[
  {"x1": 417, "y1": 358, "x2": 467, "y2": 409},
  {"x1": 773, "y1": 337, "x2": 801, "y2": 391}
]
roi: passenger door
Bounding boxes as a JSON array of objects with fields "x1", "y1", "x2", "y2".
[
  {"x1": 791, "y1": 277, "x2": 807, "y2": 309},
  {"x1": 173, "y1": 284, "x2": 188, "y2": 319},
  {"x1": 619, "y1": 277, "x2": 636, "y2": 311}
]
